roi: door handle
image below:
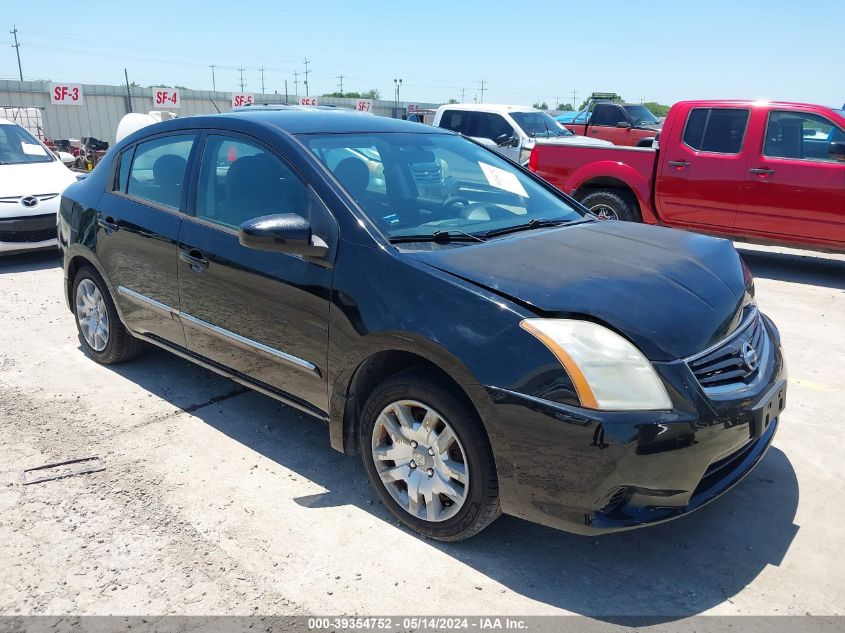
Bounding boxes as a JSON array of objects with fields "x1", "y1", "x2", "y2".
[
  {"x1": 668, "y1": 160, "x2": 690, "y2": 167},
  {"x1": 749, "y1": 167, "x2": 775, "y2": 175},
  {"x1": 179, "y1": 248, "x2": 209, "y2": 271},
  {"x1": 97, "y1": 217, "x2": 119, "y2": 233}
]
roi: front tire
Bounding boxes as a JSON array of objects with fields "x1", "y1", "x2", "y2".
[
  {"x1": 72, "y1": 265, "x2": 144, "y2": 364},
  {"x1": 579, "y1": 190, "x2": 641, "y2": 222},
  {"x1": 360, "y1": 369, "x2": 500, "y2": 541}
]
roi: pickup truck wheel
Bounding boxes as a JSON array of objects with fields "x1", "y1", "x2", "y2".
[{"x1": 579, "y1": 190, "x2": 641, "y2": 222}]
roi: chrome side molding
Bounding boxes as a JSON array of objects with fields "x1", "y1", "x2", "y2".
[{"x1": 116, "y1": 285, "x2": 319, "y2": 376}]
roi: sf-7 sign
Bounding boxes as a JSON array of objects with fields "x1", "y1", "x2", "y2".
[{"x1": 152, "y1": 88, "x2": 181, "y2": 108}]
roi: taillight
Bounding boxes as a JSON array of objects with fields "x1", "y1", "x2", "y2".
[{"x1": 528, "y1": 147, "x2": 538, "y2": 171}]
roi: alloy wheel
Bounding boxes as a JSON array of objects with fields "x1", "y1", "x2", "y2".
[
  {"x1": 75, "y1": 279, "x2": 110, "y2": 352},
  {"x1": 371, "y1": 399, "x2": 469, "y2": 522}
]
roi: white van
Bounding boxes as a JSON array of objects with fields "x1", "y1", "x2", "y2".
[
  {"x1": 432, "y1": 103, "x2": 611, "y2": 163},
  {"x1": 0, "y1": 118, "x2": 78, "y2": 255}
]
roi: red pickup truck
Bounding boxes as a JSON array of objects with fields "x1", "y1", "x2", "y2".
[
  {"x1": 562, "y1": 100, "x2": 662, "y2": 147},
  {"x1": 530, "y1": 100, "x2": 845, "y2": 252}
]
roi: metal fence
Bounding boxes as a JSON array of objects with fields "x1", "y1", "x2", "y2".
[{"x1": 0, "y1": 80, "x2": 441, "y2": 145}]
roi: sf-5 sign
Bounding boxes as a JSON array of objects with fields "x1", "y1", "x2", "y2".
[
  {"x1": 232, "y1": 93, "x2": 255, "y2": 108},
  {"x1": 299, "y1": 97, "x2": 318, "y2": 106},
  {"x1": 152, "y1": 88, "x2": 181, "y2": 108},
  {"x1": 51, "y1": 84, "x2": 83, "y2": 105}
]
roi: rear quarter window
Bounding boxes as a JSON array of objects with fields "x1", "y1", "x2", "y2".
[{"x1": 439, "y1": 110, "x2": 467, "y2": 134}]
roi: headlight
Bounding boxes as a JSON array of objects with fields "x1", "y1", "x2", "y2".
[{"x1": 520, "y1": 319, "x2": 672, "y2": 411}]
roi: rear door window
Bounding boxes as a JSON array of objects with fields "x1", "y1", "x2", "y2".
[
  {"x1": 439, "y1": 110, "x2": 469, "y2": 134},
  {"x1": 126, "y1": 134, "x2": 195, "y2": 209},
  {"x1": 592, "y1": 104, "x2": 627, "y2": 126},
  {"x1": 682, "y1": 108, "x2": 750, "y2": 154}
]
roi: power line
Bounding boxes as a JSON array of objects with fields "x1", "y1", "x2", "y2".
[
  {"x1": 10, "y1": 26, "x2": 23, "y2": 81},
  {"x1": 303, "y1": 58, "x2": 311, "y2": 96},
  {"x1": 479, "y1": 80, "x2": 486, "y2": 103}
]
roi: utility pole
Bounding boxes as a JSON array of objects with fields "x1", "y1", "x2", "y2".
[
  {"x1": 337, "y1": 74, "x2": 344, "y2": 95},
  {"x1": 293, "y1": 71, "x2": 299, "y2": 96},
  {"x1": 479, "y1": 80, "x2": 486, "y2": 103},
  {"x1": 259, "y1": 67, "x2": 266, "y2": 95},
  {"x1": 284, "y1": 80, "x2": 288, "y2": 104},
  {"x1": 303, "y1": 58, "x2": 311, "y2": 96},
  {"x1": 10, "y1": 25, "x2": 23, "y2": 81},
  {"x1": 124, "y1": 68, "x2": 133, "y2": 113},
  {"x1": 571, "y1": 90, "x2": 578, "y2": 109},
  {"x1": 238, "y1": 67, "x2": 246, "y2": 92},
  {"x1": 460, "y1": 87, "x2": 465, "y2": 102},
  {"x1": 209, "y1": 65, "x2": 217, "y2": 91}
]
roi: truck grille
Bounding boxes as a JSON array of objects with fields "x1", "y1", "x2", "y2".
[{"x1": 688, "y1": 310, "x2": 766, "y2": 391}]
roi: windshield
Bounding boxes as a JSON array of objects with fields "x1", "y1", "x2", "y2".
[
  {"x1": 623, "y1": 105, "x2": 660, "y2": 126},
  {"x1": 0, "y1": 124, "x2": 54, "y2": 165},
  {"x1": 511, "y1": 112, "x2": 573, "y2": 138},
  {"x1": 305, "y1": 132, "x2": 584, "y2": 242}
]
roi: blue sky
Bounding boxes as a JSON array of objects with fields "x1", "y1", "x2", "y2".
[{"x1": 4, "y1": 0, "x2": 844, "y2": 108}]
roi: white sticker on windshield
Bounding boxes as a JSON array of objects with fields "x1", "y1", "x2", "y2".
[
  {"x1": 21, "y1": 143, "x2": 48, "y2": 156},
  {"x1": 478, "y1": 162, "x2": 528, "y2": 198}
]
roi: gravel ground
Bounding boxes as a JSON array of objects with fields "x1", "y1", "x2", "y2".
[{"x1": 0, "y1": 244, "x2": 843, "y2": 622}]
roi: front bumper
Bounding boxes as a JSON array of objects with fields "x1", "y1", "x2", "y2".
[
  {"x1": 0, "y1": 212, "x2": 58, "y2": 254},
  {"x1": 487, "y1": 314, "x2": 786, "y2": 535}
]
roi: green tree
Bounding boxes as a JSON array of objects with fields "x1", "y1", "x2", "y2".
[
  {"x1": 532, "y1": 101, "x2": 549, "y2": 110},
  {"x1": 557, "y1": 103, "x2": 573, "y2": 111},
  {"x1": 363, "y1": 88, "x2": 380, "y2": 99},
  {"x1": 448, "y1": 98, "x2": 458, "y2": 104},
  {"x1": 642, "y1": 101, "x2": 670, "y2": 117}
]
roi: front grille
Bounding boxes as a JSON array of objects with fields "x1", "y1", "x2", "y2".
[
  {"x1": 0, "y1": 227, "x2": 57, "y2": 243},
  {"x1": 688, "y1": 310, "x2": 766, "y2": 391}
]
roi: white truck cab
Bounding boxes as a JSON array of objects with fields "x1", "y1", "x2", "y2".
[{"x1": 432, "y1": 103, "x2": 611, "y2": 163}]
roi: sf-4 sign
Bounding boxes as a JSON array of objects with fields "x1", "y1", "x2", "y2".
[
  {"x1": 299, "y1": 97, "x2": 318, "y2": 106},
  {"x1": 355, "y1": 99, "x2": 373, "y2": 112},
  {"x1": 50, "y1": 84, "x2": 83, "y2": 105},
  {"x1": 152, "y1": 88, "x2": 181, "y2": 108},
  {"x1": 231, "y1": 93, "x2": 254, "y2": 108}
]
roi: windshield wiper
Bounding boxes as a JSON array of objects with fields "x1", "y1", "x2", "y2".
[
  {"x1": 484, "y1": 218, "x2": 567, "y2": 238},
  {"x1": 389, "y1": 229, "x2": 485, "y2": 244}
]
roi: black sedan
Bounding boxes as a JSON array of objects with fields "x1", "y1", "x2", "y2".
[{"x1": 58, "y1": 108, "x2": 786, "y2": 541}]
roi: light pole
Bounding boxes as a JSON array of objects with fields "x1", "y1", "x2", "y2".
[{"x1": 393, "y1": 78, "x2": 402, "y2": 117}]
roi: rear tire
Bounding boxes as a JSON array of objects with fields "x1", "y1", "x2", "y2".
[
  {"x1": 579, "y1": 190, "x2": 641, "y2": 222},
  {"x1": 359, "y1": 368, "x2": 501, "y2": 541},
  {"x1": 72, "y1": 265, "x2": 144, "y2": 364}
]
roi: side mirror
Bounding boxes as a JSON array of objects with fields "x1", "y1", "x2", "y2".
[
  {"x1": 56, "y1": 151, "x2": 76, "y2": 166},
  {"x1": 494, "y1": 133, "x2": 520, "y2": 148},
  {"x1": 616, "y1": 121, "x2": 631, "y2": 128},
  {"x1": 239, "y1": 213, "x2": 328, "y2": 257},
  {"x1": 829, "y1": 141, "x2": 845, "y2": 162}
]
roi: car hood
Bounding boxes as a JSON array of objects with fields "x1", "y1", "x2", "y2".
[
  {"x1": 0, "y1": 161, "x2": 77, "y2": 198},
  {"x1": 408, "y1": 221, "x2": 749, "y2": 361}
]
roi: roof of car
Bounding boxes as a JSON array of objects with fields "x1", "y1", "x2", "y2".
[
  {"x1": 436, "y1": 103, "x2": 537, "y2": 115},
  {"x1": 219, "y1": 108, "x2": 447, "y2": 134}
]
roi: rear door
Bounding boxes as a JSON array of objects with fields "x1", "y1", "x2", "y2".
[
  {"x1": 654, "y1": 106, "x2": 750, "y2": 228},
  {"x1": 736, "y1": 108, "x2": 845, "y2": 243},
  {"x1": 98, "y1": 132, "x2": 197, "y2": 346},
  {"x1": 176, "y1": 132, "x2": 337, "y2": 414}
]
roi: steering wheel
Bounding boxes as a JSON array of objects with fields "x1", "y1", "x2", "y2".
[{"x1": 441, "y1": 195, "x2": 470, "y2": 211}]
